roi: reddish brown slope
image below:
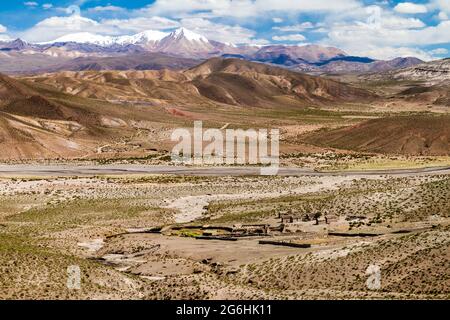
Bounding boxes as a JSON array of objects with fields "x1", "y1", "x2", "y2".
[
  {"x1": 306, "y1": 115, "x2": 450, "y2": 155},
  {"x1": 186, "y1": 58, "x2": 375, "y2": 106},
  {"x1": 0, "y1": 73, "x2": 136, "y2": 159}
]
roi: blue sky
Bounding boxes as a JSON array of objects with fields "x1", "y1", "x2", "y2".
[{"x1": 0, "y1": 0, "x2": 449, "y2": 60}]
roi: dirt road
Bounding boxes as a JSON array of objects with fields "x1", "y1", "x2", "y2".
[{"x1": 0, "y1": 164, "x2": 449, "y2": 177}]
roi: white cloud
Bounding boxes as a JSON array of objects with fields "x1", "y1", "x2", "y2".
[
  {"x1": 88, "y1": 6, "x2": 124, "y2": 13},
  {"x1": 321, "y1": 4, "x2": 449, "y2": 59},
  {"x1": 19, "y1": 15, "x2": 116, "y2": 42},
  {"x1": 320, "y1": 5, "x2": 450, "y2": 61},
  {"x1": 394, "y1": 2, "x2": 428, "y2": 14},
  {"x1": 434, "y1": 0, "x2": 450, "y2": 13},
  {"x1": 19, "y1": 11, "x2": 181, "y2": 42},
  {"x1": 42, "y1": 3, "x2": 53, "y2": 9},
  {"x1": 257, "y1": 0, "x2": 362, "y2": 12},
  {"x1": 438, "y1": 11, "x2": 449, "y2": 20},
  {"x1": 272, "y1": 34, "x2": 306, "y2": 42},
  {"x1": 101, "y1": 16, "x2": 180, "y2": 32},
  {"x1": 0, "y1": 24, "x2": 10, "y2": 41},
  {"x1": 327, "y1": 20, "x2": 450, "y2": 48},
  {"x1": 429, "y1": 48, "x2": 448, "y2": 55},
  {"x1": 273, "y1": 22, "x2": 314, "y2": 32},
  {"x1": 379, "y1": 16, "x2": 425, "y2": 29},
  {"x1": 180, "y1": 17, "x2": 263, "y2": 44},
  {"x1": 12, "y1": 0, "x2": 449, "y2": 60},
  {"x1": 24, "y1": 1, "x2": 38, "y2": 7},
  {"x1": 340, "y1": 45, "x2": 433, "y2": 61},
  {"x1": 145, "y1": 0, "x2": 362, "y2": 18},
  {"x1": 19, "y1": 10, "x2": 264, "y2": 45}
]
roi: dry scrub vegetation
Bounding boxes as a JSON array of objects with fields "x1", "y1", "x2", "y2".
[{"x1": 0, "y1": 173, "x2": 449, "y2": 299}]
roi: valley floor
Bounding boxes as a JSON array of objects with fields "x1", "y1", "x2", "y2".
[{"x1": 0, "y1": 165, "x2": 448, "y2": 299}]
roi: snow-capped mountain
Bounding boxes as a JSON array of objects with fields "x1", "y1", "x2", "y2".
[
  {"x1": 39, "y1": 28, "x2": 234, "y2": 58},
  {"x1": 157, "y1": 28, "x2": 217, "y2": 58},
  {"x1": 115, "y1": 30, "x2": 168, "y2": 48},
  {"x1": 40, "y1": 28, "x2": 210, "y2": 47},
  {"x1": 41, "y1": 30, "x2": 169, "y2": 47},
  {"x1": 169, "y1": 27, "x2": 209, "y2": 43},
  {"x1": 41, "y1": 32, "x2": 117, "y2": 46},
  {"x1": 0, "y1": 27, "x2": 425, "y2": 74},
  {"x1": 0, "y1": 38, "x2": 29, "y2": 50}
]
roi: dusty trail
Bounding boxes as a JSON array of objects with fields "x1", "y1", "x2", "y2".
[{"x1": 0, "y1": 164, "x2": 449, "y2": 177}]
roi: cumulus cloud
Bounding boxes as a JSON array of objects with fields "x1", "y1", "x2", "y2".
[
  {"x1": 12, "y1": 0, "x2": 449, "y2": 59},
  {"x1": 318, "y1": 4, "x2": 450, "y2": 59},
  {"x1": 438, "y1": 11, "x2": 449, "y2": 20},
  {"x1": 0, "y1": 24, "x2": 7, "y2": 33},
  {"x1": 273, "y1": 22, "x2": 314, "y2": 32},
  {"x1": 327, "y1": 19, "x2": 450, "y2": 48},
  {"x1": 434, "y1": 0, "x2": 450, "y2": 13},
  {"x1": 339, "y1": 44, "x2": 433, "y2": 61},
  {"x1": 379, "y1": 16, "x2": 425, "y2": 29},
  {"x1": 19, "y1": 11, "x2": 181, "y2": 42},
  {"x1": 101, "y1": 16, "x2": 179, "y2": 32},
  {"x1": 272, "y1": 34, "x2": 306, "y2": 42},
  {"x1": 42, "y1": 3, "x2": 53, "y2": 10},
  {"x1": 394, "y1": 2, "x2": 428, "y2": 14},
  {"x1": 180, "y1": 17, "x2": 265, "y2": 44},
  {"x1": 320, "y1": 5, "x2": 450, "y2": 60},
  {"x1": 88, "y1": 5, "x2": 125, "y2": 13},
  {"x1": 19, "y1": 15, "x2": 115, "y2": 42},
  {"x1": 24, "y1": 1, "x2": 38, "y2": 7},
  {"x1": 145, "y1": 0, "x2": 362, "y2": 18},
  {"x1": 19, "y1": 10, "x2": 264, "y2": 45},
  {"x1": 429, "y1": 48, "x2": 448, "y2": 55}
]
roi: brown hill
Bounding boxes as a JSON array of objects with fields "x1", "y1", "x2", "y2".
[
  {"x1": 252, "y1": 45, "x2": 347, "y2": 63},
  {"x1": 0, "y1": 59, "x2": 378, "y2": 160},
  {"x1": 294, "y1": 57, "x2": 423, "y2": 74},
  {"x1": 0, "y1": 73, "x2": 99, "y2": 123},
  {"x1": 0, "y1": 73, "x2": 37, "y2": 101},
  {"x1": 0, "y1": 51, "x2": 200, "y2": 75},
  {"x1": 2, "y1": 95, "x2": 67, "y2": 120},
  {"x1": 365, "y1": 58, "x2": 450, "y2": 85},
  {"x1": 185, "y1": 58, "x2": 374, "y2": 106},
  {"x1": 396, "y1": 84, "x2": 450, "y2": 107},
  {"x1": 50, "y1": 53, "x2": 201, "y2": 72},
  {"x1": 0, "y1": 72, "x2": 158, "y2": 159},
  {"x1": 26, "y1": 70, "x2": 199, "y2": 105},
  {"x1": 30, "y1": 58, "x2": 373, "y2": 109},
  {"x1": 305, "y1": 115, "x2": 450, "y2": 155}
]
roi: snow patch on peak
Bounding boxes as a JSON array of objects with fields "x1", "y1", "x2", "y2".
[
  {"x1": 41, "y1": 30, "x2": 169, "y2": 47},
  {"x1": 37, "y1": 28, "x2": 211, "y2": 48},
  {"x1": 170, "y1": 28, "x2": 208, "y2": 42},
  {"x1": 41, "y1": 32, "x2": 115, "y2": 46},
  {"x1": 116, "y1": 30, "x2": 168, "y2": 45},
  {"x1": 224, "y1": 42, "x2": 237, "y2": 48}
]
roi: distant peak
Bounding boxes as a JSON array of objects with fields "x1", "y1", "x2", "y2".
[
  {"x1": 135, "y1": 30, "x2": 168, "y2": 40},
  {"x1": 173, "y1": 27, "x2": 189, "y2": 35},
  {"x1": 170, "y1": 28, "x2": 208, "y2": 42},
  {"x1": 43, "y1": 32, "x2": 110, "y2": 45}
]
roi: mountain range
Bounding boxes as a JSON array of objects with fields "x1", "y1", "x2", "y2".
[
  {"x1": 0, "y1": 28, "x2": 424, "y2": 75},
  {"x1": 365, "y1": 58, "x2": 450, "y2": 84},
  {"x1": 0, "y1": 58, "x2": 376, "y2": 159}
]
